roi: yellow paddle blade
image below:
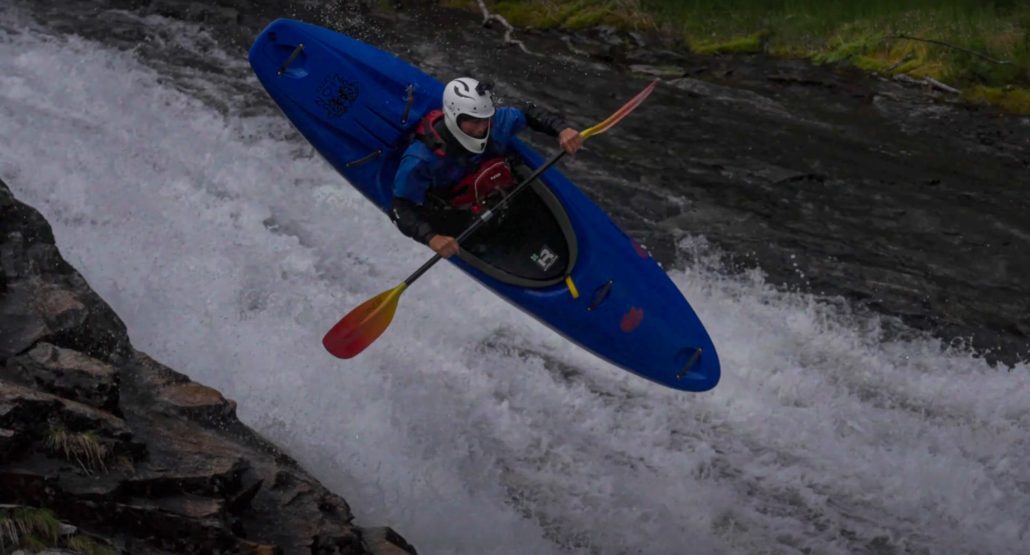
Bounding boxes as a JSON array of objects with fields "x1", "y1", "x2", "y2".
[
  {"x1": 322, "y1": 283, "x2": 407, "y2": 358},
  {"x1": 580, "y1": 79, "x2": 658, "y2": 139}
]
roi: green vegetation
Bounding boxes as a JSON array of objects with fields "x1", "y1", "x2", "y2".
[
  {"x1": 0, "y1": 506, "x2": 118, "y2": 555},
  {"x1": 692, "y1": 31, "x2": 769, "y2": 55},
  {"x1": 448, "y1": 0, "x2": 1030, "y2": 113},
  {"x1": 68, "y1": 534, "x2": 119, "y2": 555},
  {"x1": 964, "y1": 85, "x2": 1030, "y2": 113},
  {"x1": 46, "y1": 424, "x2": 109, "y2": 474},
  {"x1": 0, "y1": 507, "x2": 60, "y2": 554},
  {"x1": 442, "y1": 0, "x2": 655, "y2": 30}
]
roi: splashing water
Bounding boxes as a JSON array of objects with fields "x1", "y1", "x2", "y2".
[{"x1": 1, "y1": 10, "x2": 1026, "y2": 555}]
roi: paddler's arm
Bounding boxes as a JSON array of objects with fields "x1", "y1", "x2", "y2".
[
  {"x1": 390, "y1": 198, "x2": 460, "y2": 259},
  {"x1": 391, "y1": 151, "x2": 460, "y2": 258},
  {"x1": 391, "y1": 152, "x2": 437, "y2": 245},
  {"x1": 521, "y1": 102, "x2": 583, "y2": 155},
  {"x1": 390, "y1": 197, "x2": 435, "y2": 245}
]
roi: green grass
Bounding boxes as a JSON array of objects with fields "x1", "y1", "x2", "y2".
[
  {"x1": 692, "y1": 31, "x2": 769, "y2": 54},
  {"x1": 0, "y1": 506, "x2": 119, "y2": 555},
  {"x1": 443, "y1": 0, "x2": 654, "y2": 30},
  {"x1": 68, "y1": 535, "x2": 118, "y2": 555},
  {"x1": 0, "y1": 507, "x2": 61, "y2": 554},
  {"x1": 965, "y1": 85, "x2": 1030, "y2": 113},
  {"x1": 450, "y1": 0, "x2": 1030, "y2": 113},
  {"x1": 46, "y1": 424, "x2": 109, "y2": 474}
]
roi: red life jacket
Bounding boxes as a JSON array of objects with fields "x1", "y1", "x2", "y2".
[
  {"x1": 416, "y1": 109, "x2": 450, "y2": 157},
  {"x1": 449, "y1": 157, "x2": 514, "y2": 212},
  {"x1": 416, "y1": 110, "x2": 514, "y2": 213}
]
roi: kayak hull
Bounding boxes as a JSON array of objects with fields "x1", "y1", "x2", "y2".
[{"x1": 249, "y1": 19, "x2": 720, "y2": 392}]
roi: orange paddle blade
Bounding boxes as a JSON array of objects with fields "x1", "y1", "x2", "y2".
[
  {"x1": 322, "y1": 284, "x2": 407, "y2": 358},
  {"x1": 580, "y1": 79, "x2": 658, "y2": 139}
]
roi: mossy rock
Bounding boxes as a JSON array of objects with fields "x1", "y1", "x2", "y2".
[
  {"x1": 964, "y1": 85, "x2": 1030, "y2": 114},
  {"x1": 691, "y1": 31, "x2": 768, "y2": 55}
]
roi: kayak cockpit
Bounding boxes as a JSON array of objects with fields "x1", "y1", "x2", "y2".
[{"x1": 425, "y1": 171, "x2": 577, "y2": 288}]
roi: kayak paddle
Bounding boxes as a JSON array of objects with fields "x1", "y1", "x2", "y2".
[{"x1": 323, "y1": 79, "x2": 659, "y2": 359}]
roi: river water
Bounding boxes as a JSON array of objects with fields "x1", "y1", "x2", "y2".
[{"x1": 1, "y1": 1, "x2": 1027, "y2": 554}]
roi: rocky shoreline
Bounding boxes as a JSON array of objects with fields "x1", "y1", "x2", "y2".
[
  {"x1": 1, "y1": 178, "x2": 415, "y2": 554},
  {"x1": 391, "y1": 4, "x2": 1030, "y2": 366}
]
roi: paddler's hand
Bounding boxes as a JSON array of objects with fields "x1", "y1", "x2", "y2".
[
  {"x1": 559, "y1": 128, "x2": 583, "y2": 155},
  {"x1": 428, "y1": 234, "x2": 460, "y2": 258}
]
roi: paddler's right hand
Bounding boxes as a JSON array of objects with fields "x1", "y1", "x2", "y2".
[
  {"x1": 559, "y1": 128, "x2": 583, "y2": 155},
  {"x1": 429, "y1": 234, "x2": 460, "y2": 258}
]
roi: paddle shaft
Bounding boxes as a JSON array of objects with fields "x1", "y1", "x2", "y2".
[
  {"x1": 403, "y1": 149, "x2": 567, "y2": 287},
  {"x1": 323, "y1": 80, "x2": 658, "y2": 359}
]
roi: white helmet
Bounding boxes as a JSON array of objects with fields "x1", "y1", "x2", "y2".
[{"x1": 442, "y1": 77, "x2": 495, "y2": 154}]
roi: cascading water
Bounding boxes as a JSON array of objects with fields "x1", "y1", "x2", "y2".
[{"x1": 2, "y1": 4, "x2": 1026, "y2": 554}]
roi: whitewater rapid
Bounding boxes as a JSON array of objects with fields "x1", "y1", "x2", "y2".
[{"x1": 1, "y1": 9, "x2": 1026, "y2": 555}]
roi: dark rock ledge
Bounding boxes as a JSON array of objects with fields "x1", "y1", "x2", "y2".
[{"x1": 0, "y1": 177, "x2": 416, "y2": 554}]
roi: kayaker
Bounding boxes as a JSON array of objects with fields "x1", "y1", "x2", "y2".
[{"x1": 391, "y1": 77, "x2": 583, "y2": 258}]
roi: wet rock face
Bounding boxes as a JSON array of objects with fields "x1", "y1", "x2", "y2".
[
  {"x1": 333, "y1": 5, "x2": 1030, "y2": 365},
  {"x1": 0, "y1": 187, "x2": 131, "y2": 364},
  {"x1": 3, "y1": 343, "x2": 120, "y2": 412},
  {"x1": 0, "y1": 178, "x2": 415, "y2": 555}
]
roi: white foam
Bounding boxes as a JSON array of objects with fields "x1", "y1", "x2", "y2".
[{"x1": 2, "y1": 15, "x2": 1026, "y2": 555}]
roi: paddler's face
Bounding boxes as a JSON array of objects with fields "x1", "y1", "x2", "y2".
[{"x1": 459, "y1": 116, "x2": 491, "y2": 139}]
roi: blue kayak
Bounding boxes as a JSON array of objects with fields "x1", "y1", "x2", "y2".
[{"x1": 249, "y1": 19, "x2": 720, "y2": 392}]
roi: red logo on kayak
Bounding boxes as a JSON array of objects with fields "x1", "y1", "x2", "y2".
[
  {"x1": 631, "y1": 239, "x2": 649, "y2": 259},
  {"x1": 620, "y1": 307, "x2": 644, "y2": 332}
]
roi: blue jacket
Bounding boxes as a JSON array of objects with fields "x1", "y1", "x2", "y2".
[
  {"x1": 393, "y1": 106, "x2": 528, "y2": 205},
  {"x1": 389, "y1": 103, "x2": 568, "y2": 244}
]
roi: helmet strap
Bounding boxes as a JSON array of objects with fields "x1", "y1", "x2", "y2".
[{"x1": 435, "y1": 117, "x2": 467, "y2": 156}]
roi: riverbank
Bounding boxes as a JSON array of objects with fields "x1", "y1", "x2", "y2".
[
  {"x1": 443, "y1": 0, "x2": 1030, "y2": 113},
  {"x1": 368, "y1": 1, "x2": 1030, "y2": 366}
]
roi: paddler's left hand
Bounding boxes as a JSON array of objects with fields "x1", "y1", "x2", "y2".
[{"x1": 559, "y1": 128, "x2": 583, "y2": 155}]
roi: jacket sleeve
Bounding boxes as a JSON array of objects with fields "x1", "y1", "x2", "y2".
[
  {"x1": 519, "y1": 102, "x2": 570, "y2": 137},
  {"x1": 393, "y1": 149, "x2": 433, "y2": 204},
  {"x1": 390, "y1": 197, "x2": 436, "y2": 245}
]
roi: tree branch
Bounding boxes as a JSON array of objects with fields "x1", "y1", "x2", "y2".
[
  {"x1": 894, "y1": 73, "x2": 962, "y2": 95},
  {"x1": 884, "y1": 52, "x2": 916, "y2": 73},
  {"x1": 888, "y1": 34, "x2": 1012, "y2": 65},
  {"x1": 476, "y1": 0, "x2": 534, "y2": 56}
]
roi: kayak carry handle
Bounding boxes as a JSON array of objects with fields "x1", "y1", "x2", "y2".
[
  {"x1": 675, "y1": 348, "x2": 702, "y2": 380},
  {"x1": 587, "y1": 280, "x2": 613, "y2": 311},
  {"x1": 345, "y1": 149, "x2": 382, "y2": 168},
  {"x1": 277, "y1": 43, "x2": 305, "y2": 76},
  {"x1": 401, "y1": 84, "x2": 415, "y2": 124}
]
